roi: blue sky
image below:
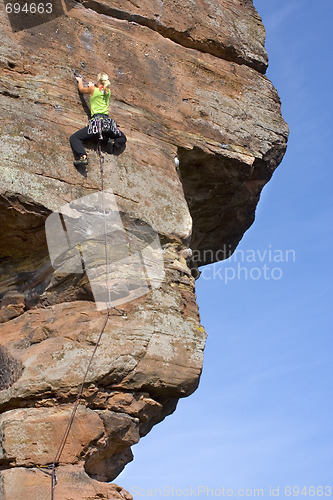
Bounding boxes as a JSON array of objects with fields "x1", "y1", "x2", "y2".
[{"x1": 119, "y1": 1, "x2": 333, "y2": 497}]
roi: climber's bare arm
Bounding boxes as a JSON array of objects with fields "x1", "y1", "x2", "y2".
[{"x1": 75, "y1": 77, "x2": 95, "y2": 95}]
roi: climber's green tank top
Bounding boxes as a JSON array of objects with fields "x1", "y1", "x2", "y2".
[{"x1": 90, "y1": 87, "x2": 111, "y2": 117}]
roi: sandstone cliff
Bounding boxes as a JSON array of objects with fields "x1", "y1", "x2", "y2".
[{"x1": 0, "y1": 0, "x2": 288, "y2": 498}]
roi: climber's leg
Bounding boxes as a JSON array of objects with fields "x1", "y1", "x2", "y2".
[
  {"x1": 70, "y1": 126, "x2": 90, "y2": 163},
  {"x1": 114, "y1": 131, "x2": 127, "y2": 149},
  {"x1": 106, "y1": 130, "x2": 127, "y2": 155}
]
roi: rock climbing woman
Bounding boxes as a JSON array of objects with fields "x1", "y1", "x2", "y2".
[{"x1": 69, "y1": 72, "x2": 127, "y2": 167}]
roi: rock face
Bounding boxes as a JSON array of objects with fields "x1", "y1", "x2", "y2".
[{"x1": 0, "y1": 0, "x2": 288, "y2": 498}]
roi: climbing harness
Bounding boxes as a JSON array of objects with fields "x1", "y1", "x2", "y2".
[
  {"x1": 46, "y1": 91, "x2": 126, "y2": 497},
  {"x1": 87, "y1": 115, "x2": 121, "y2": 138}
]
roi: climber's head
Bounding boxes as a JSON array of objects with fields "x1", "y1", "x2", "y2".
[{"x1": 97, "y1": 72, "x2": 110, "y2": 93}]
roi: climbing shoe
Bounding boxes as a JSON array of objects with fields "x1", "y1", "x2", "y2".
[{"x1": 73, "y1": 155, "x2": 88, "y2": 167}]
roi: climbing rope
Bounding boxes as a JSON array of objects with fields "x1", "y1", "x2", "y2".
[
  {"x1": 50, "y1": 308, "x2": 111, "y2": 499},
  {"x1": 48, "y1": 136, "x2": 125, "y2": 499}
]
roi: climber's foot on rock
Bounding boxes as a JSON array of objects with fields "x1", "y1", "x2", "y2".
[{"x1": 73, "y1": 155, "x2": 88, "y2": 167}]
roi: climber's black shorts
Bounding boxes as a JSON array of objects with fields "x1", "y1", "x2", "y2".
[{"x1": 69, "y1": 120, "x2": 126, "y2": 158}]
